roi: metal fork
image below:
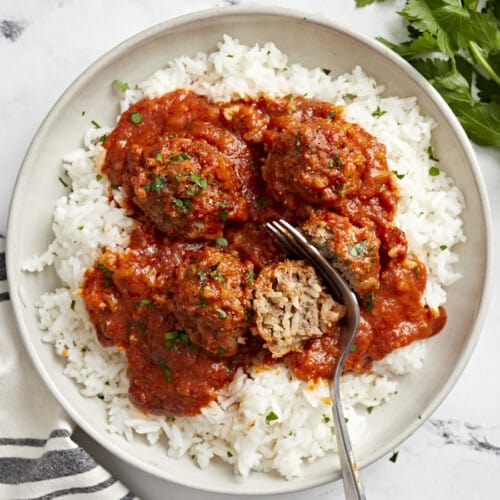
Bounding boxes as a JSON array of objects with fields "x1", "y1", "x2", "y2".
[{"x1": 265, "y1": 219, "x2": 365, "y2": 500}]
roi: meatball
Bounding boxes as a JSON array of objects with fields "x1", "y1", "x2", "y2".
[
  {"x1": 170, "y1": 246, "x2": 254, "y2": 357},
  {"x1": 302, "y1": 209, "x2": 381, "y2": 296},
  {"x1": 262, "y1": 117, "x2": 389, "y2": 211},
  {"x1": 129, "y1": 137, "x2": 249, "y2": 240},
  {"x1": 252, "y1": 260, "x2": 345, "y2": 358}
]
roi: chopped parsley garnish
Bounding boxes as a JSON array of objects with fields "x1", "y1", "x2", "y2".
[
  {"x1": 96, "y1": 174, "x2": 103, "y2": 181},
  {"x1": 91, "y1": 120, "x2": 101, "y2": 129},
  {"x1": 112, "y1": 79, "x2": 129, "y2": 93},
  {"x1": 219, "y1": 210, "x2": 228, "y2": 222},
  {"x1": 78, "y1": 225, "x2": 84, "y2": 231},
  {"x1": 159, "y1": 359, "x2": 172, "y2": 383},
  {"x1": 285, "y1": 93, "x2": 294, "y2": 99},
  {"x1": 216, "y1": 308, "x2": 227, "y2": 320},
  {"x1": 389, "y1": 450, "x2": 399, "y2": 463},
  {"x1": 186, "y1": 185, "x2": 197, "y2": 196},
  {"x1": 135, "y1": 298, "x2": 153, "y2": 309},
  {"x1": 70, "y1": 299, "x2": 76, "y2": 311},
  {"x1": 173, "y1": 198, "x2": 191, "y2": 213},
  {"x1": 322, "y1": 68, "x2": 331, "y2": 75},
  {"x1": 97, "y1": 263, "x2": 114, "y2": 288},
  {"x1": 322, "y1": 415, "x2": 331, "y2": 423},
  {"x1": 58, "y1": 177, "x2": 68, "y2": 188},
  {"x1": 169, "y1": 152, "x2": 191, "y2": 162},
  {"x1": 130, "y1": 111, "x2": 142, "y2": 124},
  {"x1": 414, "y1": 266, "x2": 420, "y2": 278},
  {"x1": 350, "y1": 343, "x2": 358, "y2": 353},
  {"x1": 392, "y1": 170, "x2": 405, "y2": 179},
  {"x1": 97, "y1": 393, "x2": 104, "y2": 400},
  {"x1": 265, "y1": 411, "x2": 279, "y2": 423},
  {"x1": 258, "y1": 197, "x2": 268, "y2": 207},
  {"x1": 429, "y1": 166, "x2": 440, "y2": 176},
  {"x1": 189, "y1": 173, "x2": 208, "y2": 189},
  {"x1": 155, "y1": 152, "x2": 163, "y2": 162},
  {"x1": 186, "y1": 122, "x2": 193, "y2": 130},
  {"x1": 427, "y1": 146, "x2": 439, "y2": 162},
  {"x1": 193, "y1": 297, "x2": 209, "y2": 307},
  {"x1": 326, "y1": 111, "x2": 336, "y2": 119},
  {"x1": 367, "y1": 406, "x2": 374, "y2": 414},
  {"x1": 144, "y1": 175, "x2": 165, "y2": 192},
  {"x1": 440, "y1": 244, "x2": 447, "y2": 251},
  {"x1": 210, "y1": 268, "x2": 225, "y2": 282},
  {"x1": 165, "y1": 330, "x2": 189, "y2": 349},
  {"x1": 349, "y1": 240, "x2": 368, "y2": 257},
  {"x1": 215, "y1": 237, "x2": 228, "y2": 248},
  {"x1": 244, "y1": 271, "x2": 255, "y2": 284},
  {"x1": 91, "y1": 133, "x2": 107, "y2": 145},
  {"x1": 364, "y1": 291, "x2": 375, "y2": 312},
  {"x1": 227, "y1": 451, "x2": 233, "y2": 457},
  {"x1": 372, "y1": 106, "x2": 387, "y2": 117}
]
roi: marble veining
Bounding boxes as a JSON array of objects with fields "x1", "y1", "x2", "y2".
[
  {"x1": 0, "y1": 19, "x2": 25, "y2": 41},
  {"x1": 429, "y1": 419, "x2": 500, "y2": 456}
]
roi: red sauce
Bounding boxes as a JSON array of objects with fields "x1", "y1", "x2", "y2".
[{"x1": 81, "y1": 89, "x2": 446, "y2": 416}]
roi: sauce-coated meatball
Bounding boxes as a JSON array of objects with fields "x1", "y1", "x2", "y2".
[
  {"x1": 263, "y1": 117, "x2": 389, "y2": 211},
  {"x1": 129, "y1": 137, "x2": 249, "y2": 240},
  {"x1": 170, "y1": 246, "x2": 254, "y2": 356}
]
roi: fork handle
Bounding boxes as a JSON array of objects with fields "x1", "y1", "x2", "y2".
[{"x1": 332, "y1": 380, "x2": 366, "y2": 500}]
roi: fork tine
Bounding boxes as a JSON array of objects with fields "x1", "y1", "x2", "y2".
[
  {"x1": 265, "y1": 221, "x2": 304, "y2": 258},
  {"x1": 272, "y1": 219, "x2": 341, "y2": 289}
]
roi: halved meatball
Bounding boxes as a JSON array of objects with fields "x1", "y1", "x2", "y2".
[
  {"x1": 129, "y1": 137, "x2": 249, "y2": 240},
  {"x1": 252, "y1": 260, "x2": 345, "y2": 358},
  {"x1": 262, "y1": 117, "x2": 389, "y2": 211},
  {"x1": 170, "y1": 246, "x2": 254, "y2": 357},
  {"x1": 302, "y1": 209, "x2": 381, "y2": 296}
]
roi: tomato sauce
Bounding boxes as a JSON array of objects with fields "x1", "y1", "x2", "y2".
[{"x1": 81, "y1": 89, "x2": 446, "y2": 416}]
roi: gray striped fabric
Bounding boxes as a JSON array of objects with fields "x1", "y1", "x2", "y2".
[{"x1": 0, "y1": 238, "x2": 137, "y2": 499}]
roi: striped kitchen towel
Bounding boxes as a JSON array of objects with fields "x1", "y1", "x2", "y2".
[{"x1": 0, "y1": 238, "x2": 137, "y2": 499}]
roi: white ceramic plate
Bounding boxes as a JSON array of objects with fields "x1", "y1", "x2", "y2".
[{"x1": 7, "y1": 6, "x2": 493, "y2": 495}]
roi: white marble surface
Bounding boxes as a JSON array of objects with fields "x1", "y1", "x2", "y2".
[{"x1": 1, "y1": 0, "x2": 499, "y2": 498}]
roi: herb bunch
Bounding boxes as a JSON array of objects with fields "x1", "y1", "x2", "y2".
[{"x1": 357, "y1": 0, "x2": 500, "y2": 147}]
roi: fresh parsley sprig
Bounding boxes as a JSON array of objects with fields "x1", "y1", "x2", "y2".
[{"x1": 357, "y1": 0, "x2": 500, "y2": 147}]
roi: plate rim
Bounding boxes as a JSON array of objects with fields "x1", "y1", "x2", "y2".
[{"x1": 6, "y1": 5, "x2": 494, "y2": 495}]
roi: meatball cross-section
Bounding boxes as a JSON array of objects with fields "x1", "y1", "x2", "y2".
[{"x1": 252, "y1": 260, "x2": 345, "y2": 358}]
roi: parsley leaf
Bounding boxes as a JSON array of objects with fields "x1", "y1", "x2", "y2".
[
  {"x1": 113, "y1": 79, "x2": 129, "y2": 93},
  {"x1": 265, "y1": 411, "x2": 279, "y2": 423},
  {"x1": 366, "y1": 0, "x2": 500, "y2": 147},
  {"x1": 144, "y1": 175, "x2": 165, "y2": 192},
  {"x1": 349, "y1": 240, "x2": 368, "y2": 257}
]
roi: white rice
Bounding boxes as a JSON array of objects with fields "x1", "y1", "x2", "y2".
[{"x1": 24, "y1": 35, "x2": 465, "y2": 479}]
